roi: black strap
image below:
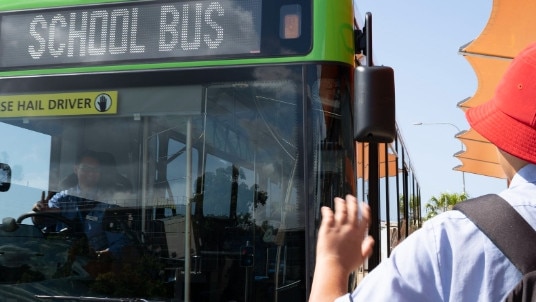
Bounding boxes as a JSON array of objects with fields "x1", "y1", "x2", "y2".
[{"x1": 454, "y1": 194, "x2": 536, "y2": 274}]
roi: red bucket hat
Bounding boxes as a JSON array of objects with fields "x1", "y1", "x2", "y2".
[{"x1": 466, "y1": 42, "x2": 536, "y2": 164}]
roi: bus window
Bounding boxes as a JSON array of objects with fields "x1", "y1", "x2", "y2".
[
  {"x1": 0, "y1": 123, "x2": 50, "y2": 220},
  {"x1": 202, "y1": 155, "x2": 233, "y2": 218}
]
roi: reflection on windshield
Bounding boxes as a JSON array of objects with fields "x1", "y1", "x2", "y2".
[
  {"x1": 0, "y1": 122, "x2": 50, "y2": 219},
  {"x1": 0, "y1": 76, "x2": 307, "y2": 300}
]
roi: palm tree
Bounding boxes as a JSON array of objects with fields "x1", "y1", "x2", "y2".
[{"x1": 425, "y1": 192, "x2": 469, "y2": 220}]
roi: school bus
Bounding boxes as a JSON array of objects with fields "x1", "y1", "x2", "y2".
[{"x1": 0, "y1": 0, "x2": 421, "y2": 300}]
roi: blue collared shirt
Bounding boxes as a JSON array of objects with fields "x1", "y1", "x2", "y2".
[
  {"x1": 48, "y1": 187, "x2": 129, "y2": 258},
  {"x1": 336, "y1": 164, "x2": 536, "y2": 301}
]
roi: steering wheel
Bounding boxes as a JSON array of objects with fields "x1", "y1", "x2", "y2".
[{"x1": 16, "y1": 211, "x2": 78, "y2": 235}]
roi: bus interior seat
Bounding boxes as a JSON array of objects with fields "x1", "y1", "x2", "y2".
[
  {"x1": 101, "y1": 207, "x2": 144, "y2": 250},
  {"x1": 144, "y1": 219, "x2": 169, "y2": 258},
  {"x1": 98, "y1": 152, "x2": 132, "y2": 193},
  {"x1": 144, "y1": 214, "x2": 198, "y2": 261}
]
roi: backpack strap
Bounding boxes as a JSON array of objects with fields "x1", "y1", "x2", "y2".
[{"x1": 454, "y1": 194, "x2": 536, "y2": 274}]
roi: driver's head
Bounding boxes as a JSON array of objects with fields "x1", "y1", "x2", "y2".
[{"x1": 74, "y1": 150, "x2": 101, "y2": 191}]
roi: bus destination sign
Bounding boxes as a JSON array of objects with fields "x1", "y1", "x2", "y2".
[{"x1": 0, "y1": 0, "x2": 262, "y2": 69}]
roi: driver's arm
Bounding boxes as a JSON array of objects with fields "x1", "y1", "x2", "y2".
[{"x1": 32, "y1": 190, "x2": 58, "y2": 228}]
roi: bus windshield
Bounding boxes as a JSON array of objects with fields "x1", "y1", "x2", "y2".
[{"x1": 0, "y1": 62, "x2": 356, "y2": 300}]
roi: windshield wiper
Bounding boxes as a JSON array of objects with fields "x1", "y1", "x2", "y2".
[{"x1": 35, "y1": 295, "x2": 159, "y2": 302}]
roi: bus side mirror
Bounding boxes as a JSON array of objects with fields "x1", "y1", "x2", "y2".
[
  {"x1": 0, "y1": 163, "x2": 11, "y2": 192},
  {"x1": 354, "y1": 65, "x2": 396, "y2": 143}
]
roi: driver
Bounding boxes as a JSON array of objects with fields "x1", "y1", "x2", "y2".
[{"x1": 32, "y1": 150, "x2": 132, "y2": 259}]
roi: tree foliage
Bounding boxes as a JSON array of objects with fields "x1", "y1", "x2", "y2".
[
  {"x1": 399, "y1": 195, "x2": 420, "y2": 221},
  {"x1": 425, "y1": 192, "x2": 469, "y2": 220},
  {"x1": 398, "y1": 194, "x2": 422, "y2": 234}
]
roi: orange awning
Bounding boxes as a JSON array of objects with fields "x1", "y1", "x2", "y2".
[
  {"x1": 357, "y1": 142, "x2": 398, "y2": 180},
  {"x1": 455, "y1": 129, "x2": 504, "y2": 178},
  {"x1": 455, "y1": 0, "x2": 536, "y2": 179}
]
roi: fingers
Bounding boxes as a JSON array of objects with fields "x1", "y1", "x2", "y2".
[
  {"x1": 33, "y1": 202, "x2": 46, "y2": 212},
  {"x1": 333, "y1": 197, "x2": 348, "y2": 223},
  {"x1": 46, "y1": 191, "x2": 56, "y2": 200},
  {"x1": 316, "y1": 195, "x2": 375, "y2": 275},
  {"x1": 332, "y1": 194, "x2": 368, "y2": 228},
  {"x1": 34, "y1": 191, "x2": 51, "y2": 212},
  {"x1": 345, "y1": 194, "x2": 358, "y2": 225},
  {"x1": 362, "y1": 235, "x2": 375, "y2": 258},
  {"x1": 320, "y1": 206, "x2": 335, "y2": 228}
]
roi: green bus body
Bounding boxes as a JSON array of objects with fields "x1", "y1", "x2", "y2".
[
  {"x1": 0, "y1": 1, "x2": 421, "y2": 301},
  {"x1": 0, "y1": 0, "x2": 354, "y2": 77}
]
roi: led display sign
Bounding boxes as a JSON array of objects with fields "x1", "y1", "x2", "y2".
[{"x1": 0, "y1": 0, "x2": 262, "y2": 69}]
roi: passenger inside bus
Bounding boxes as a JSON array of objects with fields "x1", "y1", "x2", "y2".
[{"x1": 31, "y1": 150, "x2": 136, "y2": 260}]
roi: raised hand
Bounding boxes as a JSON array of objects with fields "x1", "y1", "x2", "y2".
[{"x1": 309, "y1": 194, "x2": 374, "y2": 302}]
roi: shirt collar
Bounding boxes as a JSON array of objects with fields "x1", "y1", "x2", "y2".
[
  {"x1": 74, "y1": 185, "x2": 100, "y2": 201},
  {"x1": 509, "y1": 164, "x2": 536, "y2": 188}
]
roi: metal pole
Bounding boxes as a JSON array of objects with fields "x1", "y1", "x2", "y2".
[
  {"x1": 368, "y1": 143, "x2": 380, "y2": 270},
  {"x1": 184, "y1": 118, "x2": 192, "y2": 302}
]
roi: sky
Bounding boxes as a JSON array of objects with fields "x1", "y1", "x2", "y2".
[{"x1": 354, "y1": 0, "x2": 508, "y2": 208}]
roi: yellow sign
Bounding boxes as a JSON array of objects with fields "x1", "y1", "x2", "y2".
[{"x1": 0, "y1": 91, "x2": 118, "y2": 118}]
